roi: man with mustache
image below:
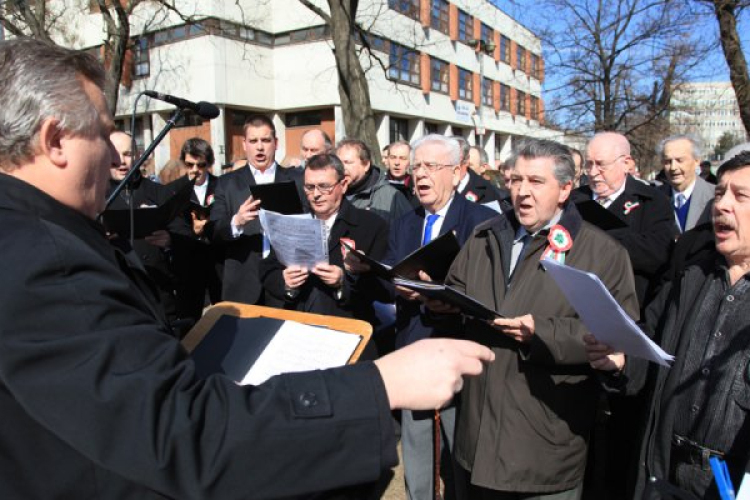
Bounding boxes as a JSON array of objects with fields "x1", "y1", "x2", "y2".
[{"x1": 587, "y1": 151, "x2": 750, "y2": 500}]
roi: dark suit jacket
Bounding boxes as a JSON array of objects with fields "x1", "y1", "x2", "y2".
[
  {"x1": 574, "y1": 176, "x2": 677, "y2": 308},
  {"x1": 384, "y1": 194, "x2": 498, "y2": 348},
  {"x1": 656, "y1": 176, "x2": 715, "y2": 233},
  {"x1": 0, "y1": 173, "x2": 397, "y2": 499},
  {"x1": 171, "y1": 173, "x2": 222, "y2": 323},
  {"x1": 207, "y1": 165, "x2": 304, "y2": 305},
  {"x1": 459, "y1": 169, "x2": 511, "y2": 209},
  {"x1": 261, "y1": 200, "x2": 388, "y2": 320}
]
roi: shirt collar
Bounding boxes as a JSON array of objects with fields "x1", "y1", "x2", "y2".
[
  {"x1": 427, "y1": 195, "x2": 455, "y2": 218},
  {"x1": 514, "y1": 208, "x2": 563, "y2": 242},
  {"x1": 249, "y1": 162, "x2": 277, "y2": 179},
  {"x1": 593, "y1": 179, "x2": 627, "y2": 204},
  {"x1": 457, "y1": 172, "x2": 470, "y2": 193},
  {"x1": 672, "y1": 179, "x2": 697, "y2": 201}
]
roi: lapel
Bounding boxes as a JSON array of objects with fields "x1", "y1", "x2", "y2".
[
  {"x1": 488, "y1": 215, "x2": 516, "y2": 280},
  {"x1": 439, "y1": 195, "x2": 464, "y2": 237},
  {"x1": 404, "y1": 208, "x2": 426, "y2": 254},
  {"x1": 686, "y1": 177, "x2": 714, "y2": 229},
  {"x1": 328, "y1": 201, "x2": 357, "y2": 264},
  {"x1": 607, "y1": 176, "x2": 641, "y2": 223}
]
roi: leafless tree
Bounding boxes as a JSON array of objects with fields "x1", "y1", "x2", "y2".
[
  {"x1": 539, "y1": 0, "x2": 709, "y2": 138},
  {"x1": 296, "y1": 0, "x2": 383, "y2": 164},
  {"x1": 694, "y1": 0, "x2": 750, "y2": 139}
]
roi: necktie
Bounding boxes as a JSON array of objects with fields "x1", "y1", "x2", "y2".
[
  {"x1": 422, "y1": 214, "x2": 440, "y2": 246},
  {"x1": 675, "y1": 193, "x2": 687, "y2": 209},
  {"x1": 597, "y1": 197, "x2": 608, "y2": 206}
]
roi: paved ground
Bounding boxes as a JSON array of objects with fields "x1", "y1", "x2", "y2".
[{"x1": 381, "y1": 444, "x2": 406, "y2": 500}]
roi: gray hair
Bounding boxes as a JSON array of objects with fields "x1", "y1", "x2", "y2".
[
  {"x1": 0, "y1": 39, "x2": 106, "y2": 171},
  {"x1": 453, "y1": 136, "x2": 471, "y2": 164},
  {"x1": 470, "y1": 145, "x2": 489, "y2": 164},
  {"x1": 410, "y1": 134, "x2": 461, "y2": 165},
  {"x1": 724, "y1": 142, "x2": 750, "y2": 162},
  {"x1": 507, "y1": 138, "x2": 575, "y2": 185},
  {"x1": 656, "y1": 134, "x2": 703, "y2": 160}
]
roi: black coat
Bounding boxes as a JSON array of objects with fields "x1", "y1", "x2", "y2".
[
  {"x1": 207, "y1": 165, "x2": 304, "y2": 305},
  {"x1": 0, "y1": 173, "x2": 397, "y2": 499},
  {"x1": 574, "y1": 176, "x2": 678, "y2": 308},
  {"x1": 459, "y1": 169, "x2": 511, "y2": 208},
  {"x1": 261, "y1": 200, "x2": 389, "y2": 321}
]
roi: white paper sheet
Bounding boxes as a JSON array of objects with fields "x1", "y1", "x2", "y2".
[
  {"x1": 241, "y1": 321, "x2": 362, "y2": 385},
  {"x1": 541, "y1": 258, "x2": 674, "y2": 367},
  {"x1": 482, "y1": 200, "x2": 503, "y2": 213},
  {"x1": 736, "y1": 473, "x2": 750, "y2": 500},
  {"x1": 259, "y1": 209, "x2": 328, "y2": 268}
]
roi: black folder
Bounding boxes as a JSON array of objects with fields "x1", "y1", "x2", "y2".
[
  {"x1": 393, "y1": 278, "x2": 503, "y2": 321},
  {"x1": 102, "y1": 178, "x2": 193, "y2": 239},
  {"x1": 343, "y1": 231, "x2": 461, "y2": 282},
  {"x1": 575, "y1": 199, "x2": 628, "y2": 230},
  {"x1": 248, "y1": 181, "x2": 304, "y2": 215}
]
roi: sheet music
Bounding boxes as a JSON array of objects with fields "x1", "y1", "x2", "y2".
[
  {"x1": 541, "y1": 258, "x2": 674, "y2": 367},
  {"x1": 259, "y1": 209, "x2": 328, "y2": 268},
  {"x1": 241, "y1": 321, "x2": 362, "y2": 385}
]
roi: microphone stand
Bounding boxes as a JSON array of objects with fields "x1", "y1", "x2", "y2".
[{"x1": 101, "y1": 107, "x2": 184, "y2": 245}]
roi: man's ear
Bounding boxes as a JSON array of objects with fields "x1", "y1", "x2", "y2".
[{"x1": 38, "y1": 118, "x2": 67, "y2": 168}]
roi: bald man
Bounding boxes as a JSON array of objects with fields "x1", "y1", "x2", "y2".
[{"x1": 300, "y1": 129, "x2": 333, "y2": 166}]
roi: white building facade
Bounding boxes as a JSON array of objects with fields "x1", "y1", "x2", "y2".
[
  {"x1": 47, "y1": 0, "x2": 557, "y2": 174},
  {"x1": 670, "y1": 82, "x2": 748, "y2": 156}
]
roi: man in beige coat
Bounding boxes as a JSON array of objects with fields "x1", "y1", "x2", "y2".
[{"x1": 435, "y1": 139, "x2": 639, "y2": 499}]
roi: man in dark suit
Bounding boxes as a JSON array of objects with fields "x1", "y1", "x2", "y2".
[
  {"x1": 261, "y1": 153, "x2": 388, "y2": 321},
  {"x1": 207, "y1": 114, "x2": 303, "y2": 305},
  {"x1": 575, "y1": 131, "x2": 676, "y2": 500},
  {"x1": 350, "y1": 135, "x2": 498, "y2": 500},
  {"x1": 656, "y1": 135, "x2": 715, "y2": 233},
  {"x1": 172, "y1": 137, "x2": 222, "y2": 325},
  {"x1": 0, "y1": 38, "x2": 494, "y2": 499},
  {"x1": 455, "y1": 137, "x2": 510, "y2": 209}
]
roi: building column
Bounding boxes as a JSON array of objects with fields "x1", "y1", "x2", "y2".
[
  {"x1": 210, "y1": 106, "x2": 227, "y2": 176},
  {"x1": 152, "y1": 112, "x2": 170, "y2": 175},
  {"x1": 334, "y1": 106, "x2": 346, "y2": 140},
  {"x1": 272, "y1": 113, "x2": 286, "y2": 165},
  {"x1": 377, "y1": 114, "x2": 390, "y2": 148}
]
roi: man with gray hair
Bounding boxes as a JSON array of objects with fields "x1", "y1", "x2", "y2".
[
  {"x1": 0, "y1": 38, "x2": 495, "y2": 499},
  {"x1": 433, "y1": 138, "x2": 638, "y2": 499},
  {"x1": 656, "y1": 134, "x2": 715, "y2": 233},
  {"x1": 299, "y1": 128, "x2": 333, "y2": 165}
]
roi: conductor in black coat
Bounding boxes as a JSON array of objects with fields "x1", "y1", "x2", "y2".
[
  {"x1": 207, "y1": 114, "x2": 304, "y2": 306},
  {"x1": 261, "y1": 153, "x2": 389, "y2": 322}
]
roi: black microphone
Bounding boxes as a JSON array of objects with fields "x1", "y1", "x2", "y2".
[{"x1": 144, "y1": 90, "x2": 220, "y2": 119}]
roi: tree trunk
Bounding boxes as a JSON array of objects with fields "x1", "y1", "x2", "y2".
[
  {"x1": 99, "y1": 0, "x2": 131, "y2": 115},
  {"x1": 328, "y1": 0, "x2": 382, "y2": 164},
  {"x1": 713, "y1": 0, "x2": 750, "y2": 140}
]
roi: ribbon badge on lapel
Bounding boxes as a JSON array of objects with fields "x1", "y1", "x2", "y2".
[
  {"x1": 623, "y1": 201, "x2": 640, "y2": 215},
  {"x1": 541, "y1": 225, "x2": 572, "y2": 265},
  {"x1": 465, "y1": 191, "x2": 478, "y2": 202},
  {"x1": 205, "y1": 194, "x2": 215, "y2": 206},
  {"x1": 340, "y1": 237, "x2": 355, "y2": 259}
]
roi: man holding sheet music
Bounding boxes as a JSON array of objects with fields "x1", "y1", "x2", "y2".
[
  {"x1": 0, "y1": 39, "x2": 495, "y2": 499},
  {"x1": 587, "y1": 151, "x2": 750, "y2": 500},
  {"x1": 349, "y1": 134, "x2": 497, "y2": 500},
  {"x1": 261, "y1": 153, "x2": 388, "y2": 323},
  {"x1": 207, "y1": 114, "x2": 304, "y2": 305},
  {"x1": 433, "y1": 139, "x2": 638, "y2": 499}
]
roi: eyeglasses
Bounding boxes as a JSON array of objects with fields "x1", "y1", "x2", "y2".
[
  {"x1": 303, "y1": 181, "x2": 340, "y2": 194},
  {"x1": 185, "y1": 160, "x2": 208, "y2": 169},
  {"x1": 584, "y1": 155, "x2": 625, "y2": 173},
  {"x1": 412, "y1": 162, "x2": 456, "y2": 174}
]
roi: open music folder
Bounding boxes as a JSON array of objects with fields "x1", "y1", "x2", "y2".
[{"x1": 182, "y1": 303, "x2": 372, "y2": 385}]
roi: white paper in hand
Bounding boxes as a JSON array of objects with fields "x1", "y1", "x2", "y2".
[
  {"x1": 540, "y1": 258, "x2": 674, "y2": 367},
  {"x1": 259, "y1": 209, "x2": 328, "y2": 268}
]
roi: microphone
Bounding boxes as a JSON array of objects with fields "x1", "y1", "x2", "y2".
[{"x1": 144, "y1": 90, "x2": 220, "y2": 119}]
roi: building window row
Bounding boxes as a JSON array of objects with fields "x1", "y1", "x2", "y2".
[{"x1": 389, "y1": 42, "x2": 421, "y2": 86}]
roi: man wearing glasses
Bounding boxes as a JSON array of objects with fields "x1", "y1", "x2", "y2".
[
  {"x1": 172, "y1": 138, "x2": 222, "y2": 327},
  {"x1": 572, "y1": 131, "x2": 675, "y2": 500},
  {"x1": 347, "y1": 134, "x2": 497, "y2": 500},
  {"x1": 261, "y1": 153, "x2": 388, "y2": 322}
]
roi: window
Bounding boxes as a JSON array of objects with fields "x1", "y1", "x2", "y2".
[
  {"x1": 500, "y1": 35, "x2": 511, "y2": 64},
  {"x1": 458, "y1": 68, "x2": 472, "y2": 101},
  {"x1": 390, "y1": 117, "x2": 409, "y2": 143},
  {"x1": 500, "y1": 84, "x2": 510, "y2": 111},
  {"x1": 132, "y1": 37, "x2": 149, "y2": 78},
  {"x1": 173, "y1": 111, "x2": 205, "y2": 128},
  {"x1": 389, "y1": 42, "x2": 420, "y2": 85},
  {"x1": 430, "y1": 57, "x2": 449, "y2": 94},
  {"x1": 517, "y1": 90, "x2": 526, "y2": 116},
  {"x1": 458, "y1": 9, "x2": 472, "y2": 43},
  {"x1": 286, "y1": 111, "x2": 322, "y2": 128},
  {"x1": 431, "y1": 0, "x2": 449, "y2": 34},
  {"x1": 517, "y1": 45, "x2": 526, "y2": 72},
  {"x1": 389, "y1": 0, "x2": 420, "y2": 20},
  {"x1": 482, "y1": 77, "x2": 493, "y2": 107},
  {"x1": 530, "y1": 96, "x2": 539, "y2": 119},
  {"x1": 531, "y1": 53, "x2": 539, "y2": 79},
  {"x1": 481, "y1": 23, "x2": 493, "y2": 46},
  {"x1": 424, "y1": 122, "x2": 439, "y2": 135}
]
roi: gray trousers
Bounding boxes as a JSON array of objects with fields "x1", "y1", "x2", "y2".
[{"x1": 402, "y1": 405, "x2": 464, "y2": 500}]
